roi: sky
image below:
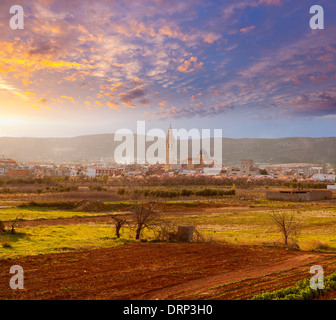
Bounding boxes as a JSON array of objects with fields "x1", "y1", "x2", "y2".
[{"x1": 0, "y1": 0, "x2": 335, "y2": 138}]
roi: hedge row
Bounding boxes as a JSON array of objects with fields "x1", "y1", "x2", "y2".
[
  {"x1": 110, "y1": 175, "x2": 330, "y2": 189},
  {"x1": 117, "y1": 187, "x2": 235, "y2": 198},
  {"x1": 252, "y1": 273, "x2": 336, "y2": 300}
]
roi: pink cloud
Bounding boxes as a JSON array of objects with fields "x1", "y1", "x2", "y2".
[
  {"x1": 288, "y1": 92, "x2": 336, "y2": 117},
  {"x1": 290, "y1": 77, "x2": 303, "y2": 85},
  {"x1": 309, "y1": 74, "x2": 329, "y2": 84},
  {"x1": 177, "y1": 56, "x2": 204, "y2": 73},
  {"x1": 240, "y1": 26, "x2": 255, "y2": 34},
  {"x1": 258, "y1": 0, "x2": 282, "y2": 5}
]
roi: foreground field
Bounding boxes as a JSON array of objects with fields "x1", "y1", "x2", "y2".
[
  {"x1": 0, "y1": 242, "x2": 335, "y2": 300},
  {"x1": 2, "y1": 197, "x2": 336, "y2": 259},
  {"x1": 1, "y1": 185, "x2": 336, "y2": 300}
]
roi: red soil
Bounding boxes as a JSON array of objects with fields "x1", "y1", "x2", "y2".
[{"x1": 1, "y1": 242, "x2": 334, "y2": 300}]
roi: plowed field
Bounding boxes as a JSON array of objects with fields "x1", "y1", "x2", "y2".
[{"x1": 1, "y1": 243, "x2": 335, "y2": 300}]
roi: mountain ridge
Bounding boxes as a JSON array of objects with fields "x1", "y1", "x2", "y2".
[{"x1": 0, "y1": 135, "x2": 335, "y2": 166}]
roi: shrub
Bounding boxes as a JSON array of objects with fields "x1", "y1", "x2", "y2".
[
  {"x1": 89, "y1": 185, "x2": 107, "y2": 191},
  {"x1": 301, "y1": 240, "x2": 330, "y2": 251},
  {"x1": 282, "y1": 294, "x2": 303, "y2": 300},
  {"x1": 181, "y1": 188, "x2": 193, "y2": 196},
  {"x1": 252, "y1": 272, "x2": 336, "y2": 300},
  {"x1": 1, "y1": 240, "x2": 12, "y2": 248},
  {"x1": 18, "y1": 201, "x2": 77, "y2": 210},
  {"x1": 129, "y1": 187, "x2": 235, "y2": 198},
  {"x1": 1, "y1": 187, "x2": 12, "y2": 194},
  {"x1": 0, "y1": 220, "x2": 5, "y2": 233},
  {"x1": 117, "y1": 187, "x2": 126, "y2": 195}
]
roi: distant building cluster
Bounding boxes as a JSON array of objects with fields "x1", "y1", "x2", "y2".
[
  {"x1": 255, "y1": 163, "x2": 336, "y2": 181},
  {"x1": 1, "y1": 155, "x2": 334, "y2": 181},
  {"x1": 0, "y1": 126, "x2": 335, "y2": 180}
]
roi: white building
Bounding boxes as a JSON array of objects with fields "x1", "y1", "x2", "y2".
[
  {"x1": 86, "y1": 167, "x2": 117, "y2": 178},
  {"x1": 311, "y1": 174, "x2": 336, "y2": 182},
  {"x1": 327, "y1": 176, "x2": 336, "y2": 190},
  {"x1": 180, "y1": 170, "x2": 196, "y2": 175}
]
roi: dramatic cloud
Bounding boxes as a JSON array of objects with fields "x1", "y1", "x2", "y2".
[
  {"x1": 288, "y1": 92, "x2": 336, "y2": 117},
  {"x1": 0, "y1": 0, "x2": 335, "y2": 138},
  {"x1": 118, "y1": 88, "x2": 148, "y2": 108},
  {"x1": 156, "y1": 102, "x2": 234, "y2": 119}
]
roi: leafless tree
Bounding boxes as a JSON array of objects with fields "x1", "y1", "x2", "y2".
[
  {"x1": 269, "y1": 211, "x2": 300, "y2": 248},
  {"x1": 132, "y1": 201, "x2": 160, "y2": 240},
  {"x1": 155, "y1": 220, "x2": 179, "y2": 241},
  {"x1": 193, "y1": 226, "x2": 204, "y2": 242},
  {"x1": 10, "y1": 215, "x2": 24, "y2": 234},
  {"x1": 111, "y1": 216, "x2": 127, "y2": 238}
]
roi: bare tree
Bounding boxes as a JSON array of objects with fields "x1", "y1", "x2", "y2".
[
  {"x1": 155, "y1": 220, "x2": 179, "y2": 241},
  {"x1": 269, "y1": 211, "x2": 299, "y2": 248},
  {"x1": 10, "y1": 215, "x2": 24, "y2": 234},
  {"x1": 111, "y1": 216, "x2": 127, "y2": 238},
  {"x1": 132, "y1": 201, "x2": 160, "y2": 240}
]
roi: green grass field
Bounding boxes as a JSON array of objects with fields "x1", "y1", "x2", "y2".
[
  {"x1": 0, "y1": 225, "x2": 131, "y2": 259},
  {"x1": 169, "y1": 202, "x2": 336, "y2": 250},
  {"x1": 0, "y1": 206, "x2": 112, "y2": 221},
  {"x1": 1, "y1": 197, "x2": 336, "y2": 259}
]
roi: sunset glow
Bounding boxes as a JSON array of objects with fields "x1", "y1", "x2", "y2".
[{"x1": 0, "y1": 0, "x2": 335, "y2": 137}]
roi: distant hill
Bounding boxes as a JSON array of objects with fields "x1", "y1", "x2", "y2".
[
  {"x1": 0, "y1": 135, "x2": 335, "y2": 166},
  {"x1": 220, "y1": 137, "x2": 336, "y2": 166}
]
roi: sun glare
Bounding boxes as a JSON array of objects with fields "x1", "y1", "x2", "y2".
[{"x1": 0, "y1": 118, "x2": 24, "y2": 126}]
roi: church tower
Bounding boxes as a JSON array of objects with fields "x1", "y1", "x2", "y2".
[{"x1": 165, "y1": 124, "x2": 176, "y2": 170}]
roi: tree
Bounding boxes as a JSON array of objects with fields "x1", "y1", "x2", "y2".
[
  {"x1": 291, "y1": 178, "x2": 298, "y2": 189},
  {"x1": 111, "y1": 216, "x2": 127, "y2": 238},
  {"x1": 10, "y1": 215, "x2": 24, "y2": 234},
  {"x1": 132, "y1": 201, "x2": 159, "y2": 240},
  {"x1": 269, "y1": 211, "x2": 299, "y2": 249},
  {"x1": 100, "y1": 173, "x2": 109, "y2": 183}
]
